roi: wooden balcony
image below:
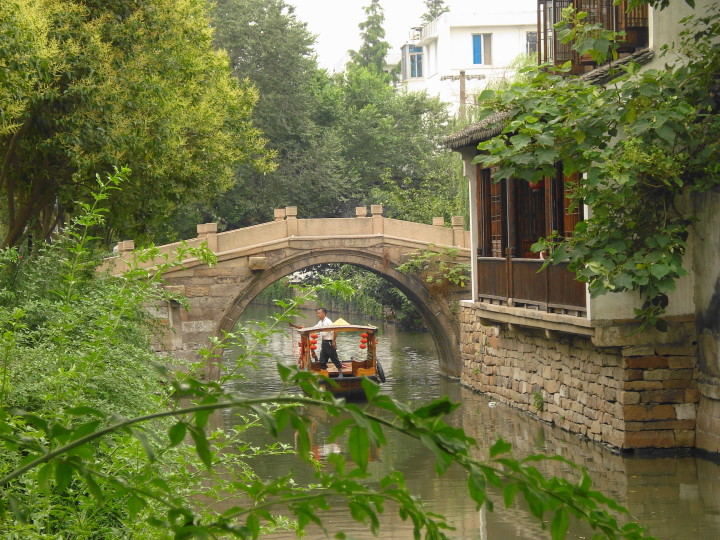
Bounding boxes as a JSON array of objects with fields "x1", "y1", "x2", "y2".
[
  {"x1": 538, "y1": 0, "x2": 648, "y2": 74},
  {"x1": 477, "y1": 255, "x2": 586, "y2": 316}
]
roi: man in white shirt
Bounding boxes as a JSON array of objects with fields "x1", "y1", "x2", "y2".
[{"x1": 313, "y1": 308, "x2": 343, "y2": 378}]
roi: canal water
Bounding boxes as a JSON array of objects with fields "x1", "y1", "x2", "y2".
[{"x1": 224, "y1": 304, "x2": 720, "y2": 539}]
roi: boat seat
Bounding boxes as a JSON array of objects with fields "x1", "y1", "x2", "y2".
[{"x1": 356, "y1": 367, "x2": 376, "y2": 378}]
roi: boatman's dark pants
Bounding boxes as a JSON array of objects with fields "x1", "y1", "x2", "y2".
[{"x1": 319, "y1": 340, "x2": 343, "y2": 374}]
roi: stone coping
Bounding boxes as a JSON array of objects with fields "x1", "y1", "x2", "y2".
[
  {"x1": 698, "y1": 374, "x2": 720, "y2": 400},
  {"x1": 461, "y1": 300, "x2": 696, "y2": 347},
  {"x1": 461, "y1": 300, "x2": 595, "y2": 336}
]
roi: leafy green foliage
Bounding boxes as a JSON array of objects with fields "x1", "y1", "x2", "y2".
[
  {"x1": 313, "y1": 264, "x2": 426, "y2": 330},
  {"x1": 189, "y1": 0, "x2": 348, "y2": 233},
  {"x1": 421, "y1": 0, "x2": 450, "y2": 24},
  {"x1": 473, "y1": 4, "x2": 720, "y2": 328},
  {"x1": 0, "y1": 0, "x2": 274, "y2": 248},
  {"x1": 398, "y1": 245, "x2": 471, "y2": 291},
  {"x1": 348, "y1": 0, "x2": 390, "y2": 74},
  {"x1": 187, "y1": 0, "x2": 464, "y2": 235}
]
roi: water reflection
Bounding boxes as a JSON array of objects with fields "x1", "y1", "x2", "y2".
[{"x1": 225, "y1": 304, "x2": 720, "y2": 539}]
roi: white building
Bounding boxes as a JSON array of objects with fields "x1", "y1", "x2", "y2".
[{"x1": 397, "y1": 1, "x2": 537, "y2": 115}]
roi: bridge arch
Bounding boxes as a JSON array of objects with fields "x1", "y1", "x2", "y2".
[
  {"x1": 218, "y1": 249, "x2": 460, "y2": 376},
  {"x1": 108, "y1": 209, "x2": 471, "y2": 377}
]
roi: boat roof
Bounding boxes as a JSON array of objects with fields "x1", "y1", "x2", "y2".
[{"x1": 298, "y1": 324, "x2": 377, "y2": 334}]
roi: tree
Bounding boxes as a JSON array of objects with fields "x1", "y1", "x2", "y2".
[
  {"x1": 335, "y1": 66, "x2": 465, "y2": 216},
  {"x1": 421, "y1": 0, "x2": 450, "y2": 24},
  {"x1": 168, "y1": 0, "x2": 349, "y2": 233},
  {"x1": 0, "y1": 0, "x2": 274, "y2": 248},
  {"x1": 167, "y1": 0, "x2": 463, "y2": 236},
  {"x1": 348, "y1": 0, "x2": 391, "y2": 74}
]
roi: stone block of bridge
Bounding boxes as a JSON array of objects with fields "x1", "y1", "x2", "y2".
[
  {"x1": 116, "y1": 240, "x2": 134, "y2": 254},
  {"x1": 371, "y1": 204, "x2": 384, "y2": 235},
  {"x1": 285, "y1": 206, "x2": 298, "y2": 236},
  {"x1": 452, "y1": 216, "x2": 465, "y2": 247}
]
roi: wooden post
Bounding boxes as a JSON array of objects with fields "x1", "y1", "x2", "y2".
[
  {"x1": 506, "y1": 177, "x2": 517, "y2": 257},
  {"x1": 506, "y1": 247, "x2": 514, "y2": 307}
]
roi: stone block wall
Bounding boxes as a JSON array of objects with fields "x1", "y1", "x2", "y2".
[{"x1": 460, "y1": 305, "x2": 699, "y2": 450}]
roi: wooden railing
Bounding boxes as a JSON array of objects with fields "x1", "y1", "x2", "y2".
[
  {"x1": 538, "y1": 0, "x2": 648, "y2": 74},
  {"x1": 477, "y1": 256, "x2": 586, "y2": 315}
]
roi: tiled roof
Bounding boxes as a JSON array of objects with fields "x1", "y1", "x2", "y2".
[{"x1": 445, "y1": 48, "x2": 654, "y2": 150}]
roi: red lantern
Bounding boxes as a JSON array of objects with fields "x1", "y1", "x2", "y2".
[
  {"x1": 310, "y1": 345, "x2": 317, "y2": 350},
  {"x1": 528, "y1": 179, "x2": 545, "y2": 191},
  {"x1": 360, "y1": 338, "x2": 368, "y2": 344},
  {"x1": 310, "y1": 339, "x2": 317, "y2": 345},
  {"x1": 360, "y1": 333, "x2": 368, "y2": 338},
  {"x1": 359, "y1": 344, "x2": 367, "y2": 349},
  {"x1": 311, "y1": 333, "x2": 318, "y2": 339}
]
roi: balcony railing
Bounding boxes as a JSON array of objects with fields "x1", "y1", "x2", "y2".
[
  {"x1": 538, "y1": 0, "x2": 648, "y2": 74},
  {"x1": 420, "y1": 19, "x2": 438, "y2": 43},
  {"x1": 477, "y1": 256, "x2": 587, "y2": 315}
]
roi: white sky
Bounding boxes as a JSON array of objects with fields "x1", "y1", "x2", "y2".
[{"x1": 289, "y1": 0, "x2": 483, "y2": 71}]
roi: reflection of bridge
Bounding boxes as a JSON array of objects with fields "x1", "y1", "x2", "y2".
[{"x1": 110, "y1": 205, "x2": 471, "y2": 376}]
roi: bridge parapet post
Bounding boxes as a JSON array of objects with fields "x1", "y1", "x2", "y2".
[
  {"x1": 114, "y1": 240, "x2": 135, "y2": 269},
  {"x1": 197, "y1": 223, "x2": 218, "y2": 252},
  {"x1": 432, "y1": 217, "x2": 445, "y2": 227},
  {"x1": 371, "y1": 204, "x2": 384, "y2": 235},
  {"x1": 274, "y1": 208, "x2": 286, "y2": 222},
  {"x1": 116, "y1": 239, "x2": 135, "y2": 254},
  {"x1": 451, "y1": 216, "x2": 465, "y2": 247},
  {"x1": 285, "y1": 206, "x2": 298, "y2": 237},
  {"x1": 355, "y1": 206, "x2": 368, "y2": 218}
]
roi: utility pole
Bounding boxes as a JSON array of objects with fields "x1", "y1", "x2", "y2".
[
  {"x1": 459, "y1": 70, "x2": 466, "y2": 121},
  {"x1": 441, "y1": 71, "x2": 485, "y2": 121}
]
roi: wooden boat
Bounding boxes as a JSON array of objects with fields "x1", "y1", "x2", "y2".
[{"x1": 295, "y1": 324, "x2": 385, "y2": 399}]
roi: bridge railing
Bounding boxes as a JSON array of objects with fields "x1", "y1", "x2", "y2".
[
  {"x1": 216, "y1": 220, "x2": 288, "y2": 253},
  {"x1": 105, "y1": 205, "x2": 470, "y2": 272}
]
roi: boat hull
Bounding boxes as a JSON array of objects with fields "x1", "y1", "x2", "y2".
[{"x1": 318, "y1": 375, "x2": 381, "y2": 400}]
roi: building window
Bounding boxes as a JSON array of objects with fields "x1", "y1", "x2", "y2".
[
  {"x1": 472, "y1": 34, "x2": 492, "y2": 65},
  {"x1": 409, "y1": 45, "x2": 423, "y2": 78},
  {"x1": 526, "y1": 31, "x2": 538, "y2": 55},
  {"x1": 401, "y1": 44, "x2": 424, "y2": 80},
  {"x1": 477, "y1": 165, "x2": 583, "y2": 258}
]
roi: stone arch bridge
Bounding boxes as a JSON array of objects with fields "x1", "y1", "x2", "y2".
[{"x1": 108, "y1": 206, "x2": 470, "y2": 376}]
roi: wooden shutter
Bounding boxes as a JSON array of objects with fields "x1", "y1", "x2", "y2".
[
  {"x1": 562, "y1": 172, "x2": 583, "y2": 236},
  {"x1": 489, "y1": 173, "x2": 506, "y2": 257},
  {"x1": 517, "y1": 179, "x2": 546, "y2": 258}
]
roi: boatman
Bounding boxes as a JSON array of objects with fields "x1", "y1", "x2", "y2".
[{"x1": 313, "y1": 308, "x2": 343, "y2": 378}]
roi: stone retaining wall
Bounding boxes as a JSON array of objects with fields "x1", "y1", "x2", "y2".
[{"x1": 460, "y1": 305, "x2": 699, "y2": 450}]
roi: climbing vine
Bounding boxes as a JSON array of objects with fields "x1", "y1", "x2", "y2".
[
  {"x1": 473, "y1": 2, "x2": 720, "y2": 329},
  {"x1": 397, "y1": 245, "x2": 471, "y2": 291}
]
